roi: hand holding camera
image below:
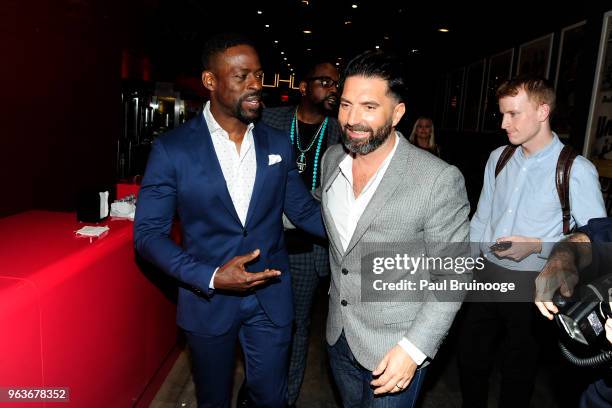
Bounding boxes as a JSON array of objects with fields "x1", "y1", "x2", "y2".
[{"x1": 535, "y1": 248, "x2": 580, "y2": 320}]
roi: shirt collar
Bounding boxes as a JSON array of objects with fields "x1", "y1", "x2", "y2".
[
  {"x1": 338, "y1": 131, "x2": 400, "y2": 184},
  {"x1": 518, "y1": 132, "x2": 561, "y2": 160},
  {"x1": 203, "y1": 101, "x2": 255, "y2": 139}
]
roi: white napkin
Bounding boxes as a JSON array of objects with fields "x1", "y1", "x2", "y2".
[
  {"x1": 75, "y1": 226, "x2": 109, "y2": 237},
  {"x1": 99, "y1": 191, "x2": 109, "y2": 218},
  {"x1": 110, "y1": 202, "x2": 136, "y2": 220}
]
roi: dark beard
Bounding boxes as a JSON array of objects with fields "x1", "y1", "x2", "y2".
[
  {"x1": 316, "y1": 94, "x2": 338, "y2": 114},
  {"x1": 342, "y1": 119, "x2": 393, "y2": 155},
  {"x1": 235, "y1": 92, "x2": 262, "y2": 124}
]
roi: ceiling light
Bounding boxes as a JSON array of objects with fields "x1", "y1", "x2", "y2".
[
  {"x1": 303, "y1": 30, "x2": 312, "y2": 34},
  {"x1": 274, "y1": 40, "x2": 279, "y2": 43},
  {"x1": 257, "y1": 10, "x2": 262, "y2": 14},
  {"x1": 375, "y1": 45, "x2": 380, "y2": 49},
  {"x1": 301, "y1": 0, "x2": 309, "y2": 4},
  {"x1": 306, "y1": 48, "x2": 312, "y2": 51},
  {"x1": 438, "y1": 28, "x2": 449, "y2": 32},
  {"x1": 284, "y1": 57, "x2": 287, "y2": 60},
  {"x1": 352, "y1": 4, "x2": 358, "y2": 8},
  {"x1": 335, "y1": 62, "x2": 340, "y2": 66},
  {"x1": 280, "y1": 51, "x2": 284, "y2": 54},
  {"x1": 345, "y1": 20, "x2": 352, "y2": 25},
  {"x1": 265, "y1": 24, "x2": 270, "y2": 28}
]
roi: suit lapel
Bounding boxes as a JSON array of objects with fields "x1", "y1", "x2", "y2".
[
  {"x1": 343, "y1": 137, "x2": 409, "y2": 256},
  {"x1": 245, "y1": 124, "x2": 269, "y2": 227},
  {"x1": 321, "y1": 151, "x2": 345, "y2": 255},
  {"x1": 196, "y1": 115, "x2": 242, "y2": 224}
]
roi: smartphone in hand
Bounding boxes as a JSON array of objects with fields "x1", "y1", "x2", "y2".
[{"x1": 490, "y1": 241, "x2": 512, "y2": 252}]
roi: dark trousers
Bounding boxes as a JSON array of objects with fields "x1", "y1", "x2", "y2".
[
  {"x1": 580, "y1": 375, "x2": 612, "y2": 408},
  {"x1": 185, "y1": 294, "x2": 291, "y2": 408},
  {"x1": 457, "y1": 301, "x2": 539, "y2": 408},
  {"x1": 327, "y1": 332, "x2": 427, "y2": 408},
  {"x1": 286, "y1": 244, "x2": 329, "y2": 405}
]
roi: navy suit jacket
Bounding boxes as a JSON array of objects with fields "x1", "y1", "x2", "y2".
[{"x1": 134, "y1": 113, "x2": 325, "y2": 336}]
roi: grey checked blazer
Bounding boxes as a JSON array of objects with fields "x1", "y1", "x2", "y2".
[{"x1": 318, "y1": 134, "x2": 470, "y2": 370}]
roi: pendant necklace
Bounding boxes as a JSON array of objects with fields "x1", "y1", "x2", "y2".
[{"x1": 289, "y1": 109, "x2": 328, "y2": 191}]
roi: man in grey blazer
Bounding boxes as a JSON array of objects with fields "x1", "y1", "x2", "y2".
[{"x1": 318, "y1": 50, "x2": 470, "y2": 407}]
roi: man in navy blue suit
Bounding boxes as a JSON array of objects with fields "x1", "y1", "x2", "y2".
[{"x1": 134, "y1": 33, "x2": 325, "y2": 408}]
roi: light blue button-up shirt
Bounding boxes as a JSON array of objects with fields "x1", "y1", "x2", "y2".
[{"x1": 470, "y1": 133, "x2": 606, "y2": 271}]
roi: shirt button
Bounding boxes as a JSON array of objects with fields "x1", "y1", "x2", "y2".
[
  {"x1": 341, "y1": 299, "x2": 348, "y2": 306},
  {"x1": 243, "y1": 229, "x2": 248, "y2": 237},
  {"x1": 342, "y1": 268, "x2": 349, "y2": 275}
]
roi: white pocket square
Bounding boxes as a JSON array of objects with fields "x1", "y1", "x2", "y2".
[{"x1": 268, "y1": 154, "x2": 282, "y2": 165}]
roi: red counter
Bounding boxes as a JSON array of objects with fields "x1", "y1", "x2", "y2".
[{"x1": 0, "y1": 211, "x2": 178, "y2": 407}]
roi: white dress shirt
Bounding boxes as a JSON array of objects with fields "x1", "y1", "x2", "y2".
[
  {"x1": 203, "y1": 101, "x2": 257, "y2": 289},
  {"x1": 327, "y1": 133, "x2": 427, "y2": 366}
]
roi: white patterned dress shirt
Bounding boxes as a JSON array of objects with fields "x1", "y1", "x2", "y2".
[{"x1": 203, "y1": 101, "x2": 257, "y2": 289}]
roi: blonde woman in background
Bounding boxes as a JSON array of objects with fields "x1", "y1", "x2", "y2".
[{"x1": 408, "y1": 116, "x2": 440, "y2": 157}]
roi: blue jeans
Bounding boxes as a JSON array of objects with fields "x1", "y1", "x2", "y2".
[{"x1": 327, "y1": 332, "x2": 427, "y2": 408}]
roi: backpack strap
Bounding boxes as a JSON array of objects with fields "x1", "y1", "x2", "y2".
[
  {"x1": 495, "y1": 145, "x2": 518, "y2": 177},
  {"x1": 556, "y1": 145, "x2": 578, "y2": 235}
]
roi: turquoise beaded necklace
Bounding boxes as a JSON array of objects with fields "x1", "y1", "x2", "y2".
[{"x1": 289, "y1": 109, "x2": 328, "y2": 191}]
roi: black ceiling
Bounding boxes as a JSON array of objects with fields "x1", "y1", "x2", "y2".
[{"x1": 138, "y1": 0, "x2": 594, "y2": 82}]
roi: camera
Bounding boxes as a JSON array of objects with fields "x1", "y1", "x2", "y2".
[{"x1": 553, "y1": 274, "x2": 612, "y2": 367}]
